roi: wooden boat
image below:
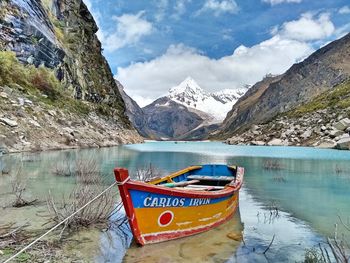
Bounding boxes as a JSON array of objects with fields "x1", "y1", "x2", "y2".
[{"x1": 114, "y1": 164, "x2": 244, "y2": 245}]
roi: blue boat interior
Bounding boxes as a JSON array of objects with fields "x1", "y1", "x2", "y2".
[{"x1": 157, "y1": 164, "x2": 237, "y2": 190}]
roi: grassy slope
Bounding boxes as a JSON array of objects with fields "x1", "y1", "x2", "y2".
[
  {"x1": 0, "y1": 51, "x2": 122, "y2": 118},
  {"x1": 287, "y1": 80, "x2": 350, "y2": 118}
]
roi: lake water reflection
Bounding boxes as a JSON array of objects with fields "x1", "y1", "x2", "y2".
[{"x1": 1, "y1": 141, "x2": 350, "y2": 262}]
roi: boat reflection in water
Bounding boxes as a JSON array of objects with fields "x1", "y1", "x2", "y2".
[{"x1": 96, "y1": 207, "x2": 243, "y2": 263}]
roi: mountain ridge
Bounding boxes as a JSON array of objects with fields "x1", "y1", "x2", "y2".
[
  {"x1": 118, "y1": 77, "x2": 248, "y2": 140},
  {"x1": 168, "y1": 77, "x2": 248, "y2": 121},
  {"x1": 215, "y1": 33, "x2": 350, "y2": 138}
]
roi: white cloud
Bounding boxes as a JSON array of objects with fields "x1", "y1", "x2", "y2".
[
  {"x1": 131, "y1": 95, "x2": 154, "y2": 107},
  {"x1": 339, "y1": 6, "x2": 350, "y2": 15},
  {"x1": 116, "y1": 11, "x2": 340, "y2": 105},
  {"x1": 262, "y1": 0, "x2": 302, "y2": 5},
  {"x1": 197, "y1": 0, "x2": 239, "y2": 16},
  {"x1": 117, "y1": 38, "x2": 312, "y2": 102},
  {"x1": 154, "y1": 0, "x2": 168, "y2": 22},
  {"x1": 278, "y1": 12, "x2": 335, "y2": 41},
  {"x1": 99, "y1": 11, "x2": 153, "y2": 52},
  {"x1": 334, "y1": 23, "x2": 350, "y2": 39},
  {"x1": 172, "y1": 0, "x2": 192, "y2": 19}
]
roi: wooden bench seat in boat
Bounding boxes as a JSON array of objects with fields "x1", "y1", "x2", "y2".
[
  {"x1": 187, "y1": 175, "x2": 234, "y2": 182},
  {"x1": 161, "y1": 180, "x2": 200, "y2": 188},
  {"x1": 174, "y1": 185, "x2": 225, "y2": 191},
  {"x1": 186, "y1": 184, "x2": 225, "y2": 190}
]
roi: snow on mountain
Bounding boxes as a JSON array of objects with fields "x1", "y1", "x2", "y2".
[
  {"x1": 212, "y1": 89, "x2": 247, "y2": 104},
  {"x1": 167, "y1": 77, "x2": 248, "y2": 121}
]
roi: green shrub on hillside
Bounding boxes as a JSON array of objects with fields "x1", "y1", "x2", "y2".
[
  {"x1": 0, "y1": 51, "x2": 64, "y2": 100},
  {"x1": 288, "y1": 80, "x2": 350, "y2": 117},
  {"x1": 0, "y1": 51, "x2": 31, "y2": 87},
  {"x1": 0, "y1": 51, "x2": 90, "y2": 115}
]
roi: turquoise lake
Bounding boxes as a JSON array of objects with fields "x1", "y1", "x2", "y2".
[{"x1": 1, "y1": 141, "x2": 350, "y2": 262}]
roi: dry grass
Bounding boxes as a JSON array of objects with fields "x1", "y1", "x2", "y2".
[
  {"x1": 10, "y1": 167, "x2": 37, "y2": 207},
  {"x1": 134, "y1": 163, "x2": 163, "y2": 182},
  {"x1": 47, "y1": 158, "x2": 119, "y2": 237},
  {"x1": 303, "y1": 218, "x2": 350, "y2": 263},
  {"x1": 326, "y1": 220, "x2": 350, "y2": 263},
  {"x1": 263, "y1": 159, "x2": 284, "y2": 170},
  {"x1": 0, "y1": 222, "x2": 65, "y2": 262},
  {"x1": 53, "y1": 157, "x2": 100, "y2": 184},
  {"x1": 52, "y1": 156, "x2": 74, "y2": 177}
]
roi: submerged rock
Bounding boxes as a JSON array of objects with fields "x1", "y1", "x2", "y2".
[
  {"x1": 226, "y1": 232, "x2": 243, "y2": 241},
  {"x1": 0, "y1": 143, "x2": 9, "y2": 154}
]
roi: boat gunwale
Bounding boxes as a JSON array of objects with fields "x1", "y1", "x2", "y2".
[{"x1": 123, "y1": 166, "x2": 244, "y2": 199}]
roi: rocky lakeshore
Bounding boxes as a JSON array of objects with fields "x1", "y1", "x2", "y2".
[
  {"x1": 0, "y1": 84, "x2": 142, "y2": 154},
  {"x1": 225, "y1": 109, "x2": 350, "y2": 150}
]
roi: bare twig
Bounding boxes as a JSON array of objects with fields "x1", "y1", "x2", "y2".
[
  {"x1": 46, "y1": 158, "x2": 119, "y2": 236},
  {"x1": 338, "y1": 215, "x2": 350, "y2": 232},
  {"x1": 10, "y1": 167, "x2": 38, "y2": 207},
  {"x1": 134, "y1": 163, "x2": 163, "y2": 182},
  {"x1": 263, "y1": 234, "x2": 275, "y2": 254},
  {"x1": 0, "y1": 222, "x2": 29, "y2": 239}
]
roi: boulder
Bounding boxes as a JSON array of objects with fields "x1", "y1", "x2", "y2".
[
  {"x1": 317, "y1": 140, "x2": 336, "y2": 149},
  {"x1": 252, "y1": 130, "x2": 260, "y2": 136},
  {"x1": 329, "y1": 129, "x2": 344, "y2": 138},
  {"x1": 335, "y1": 137, "x2": 350, "y2": 150},
  {"x1": 267, "y1": 138, "x2": 284, "y2": 146},
  {"x1": 0, "y1": 117, "x2": 18, "y2": 127},
  {"x1": 301, "y1": 129, "x2": 312, "y2": 139},
  {"x1": 251, "y1": 125, "x2": 260, "y2": 131},
  {"x1": 28, "y1": 119, "x2": 41, "y2": 128},
  {"x1": 333, "y1": 118, "x2": 350, "y2": 131},
  {"x1": 285, "y1": 129, "x2": 294, "y2": 136},
  {"x1": 251, "y1": 141, "x2": 265, "y2": 146},
  {"x1": 338, "y1": 133, "x2": 350, "y2": 140},
  {"x1": 0, "y1": 143, "x2": 9, "y2": 154},
  {"x1": 48, "y1": 110, "x2": 57, "y2": 116},
  {"x1": 0, "y1": 92, "x2": 8, "y2": 99}
]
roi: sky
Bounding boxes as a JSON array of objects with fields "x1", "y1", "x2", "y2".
[{"x1": 84, "y1": 0, "x2": 350, "y2": 106}]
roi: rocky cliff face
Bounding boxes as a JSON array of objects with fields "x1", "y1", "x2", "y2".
[
  {"x1": 0, "y1": 0, "x2": 142, "y2": 153},
  {"x1": 1, "y1": 0, "x2": 126, "y2": 106},
  {"x1": 217, "y1": 33, "x2": 350, "y2": 138},
  {"x1": 116, "y1": 80, "x2": 153, "y2": 138}
]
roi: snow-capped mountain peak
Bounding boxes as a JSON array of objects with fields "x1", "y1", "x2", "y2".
[
  {"x1": 169, "y1": 77, "x2": 205, "y2": 97},
  {"x1": 167, "y1": 77, "x2": 249, "y2": 121}
]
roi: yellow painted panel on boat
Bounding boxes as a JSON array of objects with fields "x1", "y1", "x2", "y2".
[{"x1": 134, "y1": 194, "x2": 238, "y2": 234}]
